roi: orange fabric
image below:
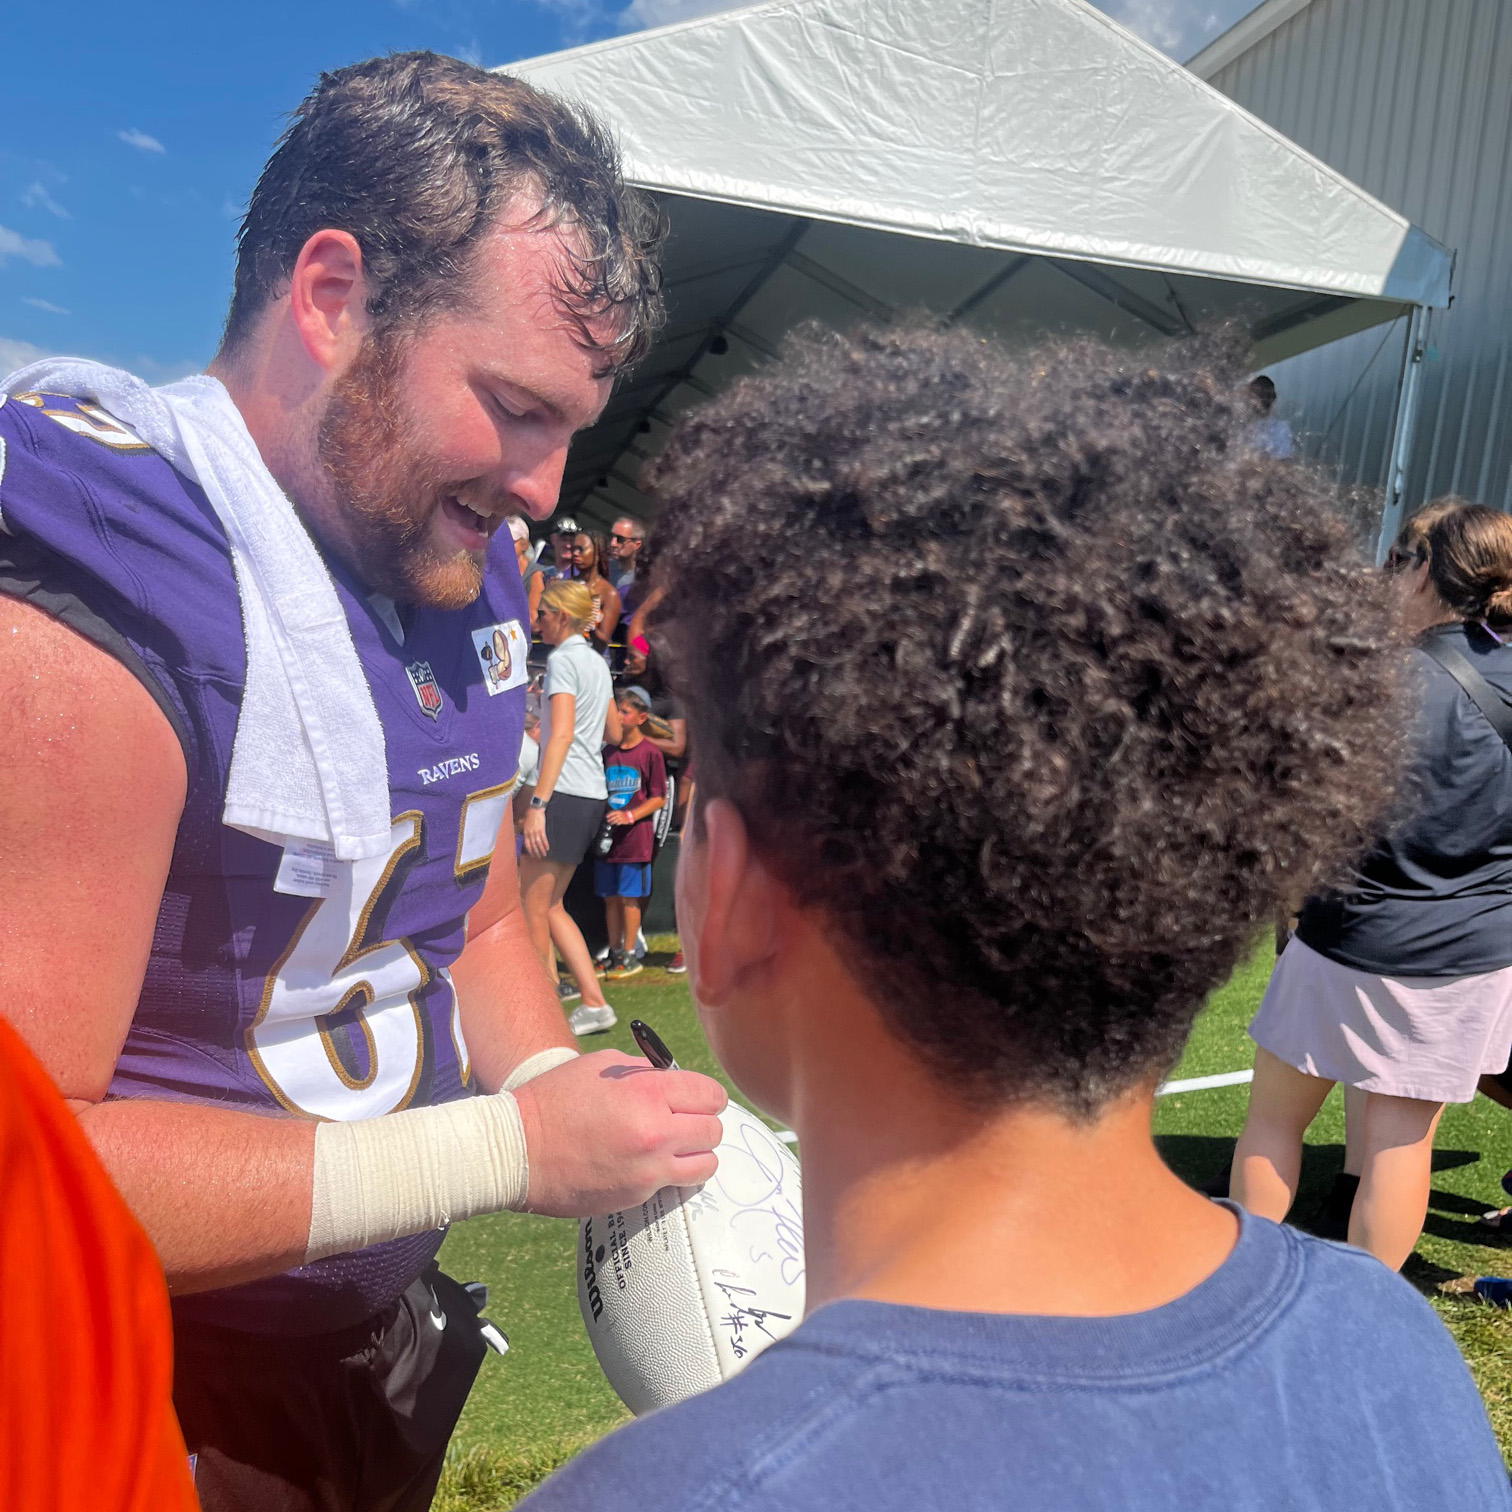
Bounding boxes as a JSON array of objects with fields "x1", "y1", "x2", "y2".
[{"x1": 0, "y1": 1017, "x2": 199, "y2": 1511}]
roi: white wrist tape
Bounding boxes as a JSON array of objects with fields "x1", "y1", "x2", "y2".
[
  {"x1": 306, "y1": 1091, "x2": 529, "y2": 1264},
  {"x1": 502, "y1": 1045, "x2": 579, "y2": 1091}
]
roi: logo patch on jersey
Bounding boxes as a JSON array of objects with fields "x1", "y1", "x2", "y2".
[
  {"x1": 13, "y1": 392, "x2": 153, "y2": 452},
  {"x1": 406, "y1": 660, "x2": 444, "y2": 719},
  {"x1": 472, "y1": 619, "x2": 528, "y2": 696}
]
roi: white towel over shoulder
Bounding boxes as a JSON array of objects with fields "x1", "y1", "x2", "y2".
[{"x1": 2, "y1": 359, "x2": 391, "y2": 861}]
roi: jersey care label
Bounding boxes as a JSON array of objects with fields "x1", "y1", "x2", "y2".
[{"x1": 273, "y1": 837, "x2": 344, "y2": 898}]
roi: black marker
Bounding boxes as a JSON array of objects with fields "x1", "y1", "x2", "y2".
[{"x1": 630, "y1": 1019, "x2": 678, "y2": 1071}]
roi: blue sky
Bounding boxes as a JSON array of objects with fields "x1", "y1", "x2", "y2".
[{"x1": 0, "y1": 0, "x2": 1257, "y2": 380}]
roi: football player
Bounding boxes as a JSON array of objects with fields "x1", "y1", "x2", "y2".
[{"x1": 0, "y1": 54, "x2": 725, "y2": 1511}]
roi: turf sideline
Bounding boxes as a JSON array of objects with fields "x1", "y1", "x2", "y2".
[{"x1": 1156, "y1": 1069, "x2": 1254, "y2": 1096}]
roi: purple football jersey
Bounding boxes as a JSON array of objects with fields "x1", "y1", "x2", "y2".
[{"x1": 0, "y1": 389, "x2": 529, "y2": 1333}]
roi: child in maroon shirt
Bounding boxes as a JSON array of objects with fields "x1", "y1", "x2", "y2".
[{"x1": 597, "y1": 690, "x2": 667, "y2": 978}]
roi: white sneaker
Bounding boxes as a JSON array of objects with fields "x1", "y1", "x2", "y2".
[
  {"x1": 592, "y1": 943, "x2": 612, "y2": 965},
  {"x1": 568, "y1": 1003, "x2": 617, "y2": 1036}
]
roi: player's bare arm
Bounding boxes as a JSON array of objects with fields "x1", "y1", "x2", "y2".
[{"x1": 0, "y1": 596, "x2": 316, "y2": 1290}]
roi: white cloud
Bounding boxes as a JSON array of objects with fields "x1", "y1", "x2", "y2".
[
  {"x1": 1097, "y1": 0, "x2": 1252, "y2": 59},
  {"x1": 618, "y1": 0, "x2": 741, "y2": 27},
  {"x1": 0, "y1": 335, "x2": 58, "y2": 374},
  {"x1": 132, "y1": 354, "x2": 202, "y2": 383},
  {"x1": 117, "y1": 127, "x2": 166, "y2": 154},
  {"x1": 20, "y1": 182, "x2": 69, "y2": 220},
  {"x1": 527, "y1": 0, "x2": 611, "y2": 35},
  {"x1": 0, "y1": 336, "x2": 200, "y2": 384},
  {"x1": 529, "y1": 0, "x2": 743, "y2": 38},
  {"x1": 0, "y1": 225, "x2": 60, "y2": 268},
  {"x1": 575, "y1": 0, "x2": 1252, "y2": 58},
  {"x1": 22, "y1": 297, "x2": 70, "y2": 316}
]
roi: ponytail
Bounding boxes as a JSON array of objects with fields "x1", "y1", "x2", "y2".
[{"x1": 1425, "y1": 504, "x2": 1512, "y2": 626}]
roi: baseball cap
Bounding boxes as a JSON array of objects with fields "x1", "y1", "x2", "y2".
[{"x1": 550, "y1": 515, "x2": 582, "y2": 536}]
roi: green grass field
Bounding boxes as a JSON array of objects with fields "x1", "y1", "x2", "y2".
[{"x1": 433, "y1": 939, "x2": 1512, "y2": 1510}]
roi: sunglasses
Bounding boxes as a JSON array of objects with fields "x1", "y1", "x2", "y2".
[
  {"x1": 611, "y1": 533, "x2": 641, "y2": 544},
  {"x1": 1385, "y1": 545, "x2": 1428, "y2": 574}
]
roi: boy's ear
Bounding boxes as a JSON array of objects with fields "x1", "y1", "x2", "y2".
[{"x1": 687, "y1": 798, "x2": 779, "y2": 1006}]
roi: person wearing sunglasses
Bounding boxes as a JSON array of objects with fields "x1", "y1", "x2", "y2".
[{"x1": 607, "y1": 516, "x2": 645, "y2": 594}]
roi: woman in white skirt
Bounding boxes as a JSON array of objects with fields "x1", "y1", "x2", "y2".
[{"x1": 1231, "y1": 502, "x2": 1512, "y2": 1269}]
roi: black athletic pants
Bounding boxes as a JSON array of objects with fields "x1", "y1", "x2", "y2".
[{"x1": 173, "y1": 1265, "x2": 488, "y2": 1512}]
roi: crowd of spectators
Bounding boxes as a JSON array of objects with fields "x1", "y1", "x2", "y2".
[
  {"x1": 509, "y1": 418, "x2": 1512, "y2": 1286},
  {"x1": 509, "y1": 518, "x2": 690, "y2": 1027}
]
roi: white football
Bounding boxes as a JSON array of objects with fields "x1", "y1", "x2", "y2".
[{"x1": 578, "y1": 1100, "x2": 804, "y2": 1415}]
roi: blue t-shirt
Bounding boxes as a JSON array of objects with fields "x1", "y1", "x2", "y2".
[{"x1": 520, "y1": 1211, "x2": 1508, "y2": 1511}]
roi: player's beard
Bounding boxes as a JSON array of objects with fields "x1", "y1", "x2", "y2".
[{"x1": 317, "y1": 329, "x2": 488, "y2": 610}]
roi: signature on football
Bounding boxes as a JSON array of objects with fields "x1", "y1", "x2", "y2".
[
  {"x1": 711, "y1": 1121, "x2": 805, "y2": 1287},
  {"x1": 713, "y1": 1277, "x2": 793, "y2": 1360}
]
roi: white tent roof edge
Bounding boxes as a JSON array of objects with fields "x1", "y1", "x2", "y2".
[{"x1": 504, "y1": 0, "x2": 1452, "y2": 311}]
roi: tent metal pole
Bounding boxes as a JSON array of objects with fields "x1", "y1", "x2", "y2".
[{"x1": 1374, "y1": 304, "x2": 1429, "y2": 565}]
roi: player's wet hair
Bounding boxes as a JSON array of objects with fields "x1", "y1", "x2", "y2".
[
  {"x1": 221, "y1": 52, "x2": 664, "y2": 376},
  {"x1": 648, "y1": 324, "x2": 1407, "y2": 1116}
]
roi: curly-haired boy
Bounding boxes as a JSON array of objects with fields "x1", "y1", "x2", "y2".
[{"x1": 521, "y1": 326, "x2": 1510, "y2": 1511}]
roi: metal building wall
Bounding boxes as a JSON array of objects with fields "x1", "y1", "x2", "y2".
[{"x1": 1199, "y1": 0, "x2": 1512, "y2": 512}]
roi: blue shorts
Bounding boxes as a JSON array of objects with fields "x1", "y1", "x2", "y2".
[{"x1": 595, "y1": 860, "x2": 654, "y2": 899}]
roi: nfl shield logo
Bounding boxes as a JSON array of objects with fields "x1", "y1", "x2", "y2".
[{"x1": 406, "y1": 660, "x2": 443, "y2": 719}]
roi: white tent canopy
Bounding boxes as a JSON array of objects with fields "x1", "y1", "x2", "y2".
[{"x1": 507, "y1": 0, "x2": 1452, "y2": 528}]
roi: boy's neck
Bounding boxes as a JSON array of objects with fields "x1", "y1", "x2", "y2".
[
  {"x1": 769, "y1": 940, "x2": 1238, "y2": 1320},
  {"x1": 619, "y1": 727, "x2": 644, "y2": 749},
  {"x1": 798, "y1": 1089, "x2": 1236, "y2": 1320}
]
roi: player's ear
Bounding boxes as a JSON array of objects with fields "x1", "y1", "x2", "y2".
[
  {"x1": 681, "y1": 797, "x2": 778, "y2": 1007},
  {"x1": 288, "y1": 229, "x2": 369, "y2": 371}
]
